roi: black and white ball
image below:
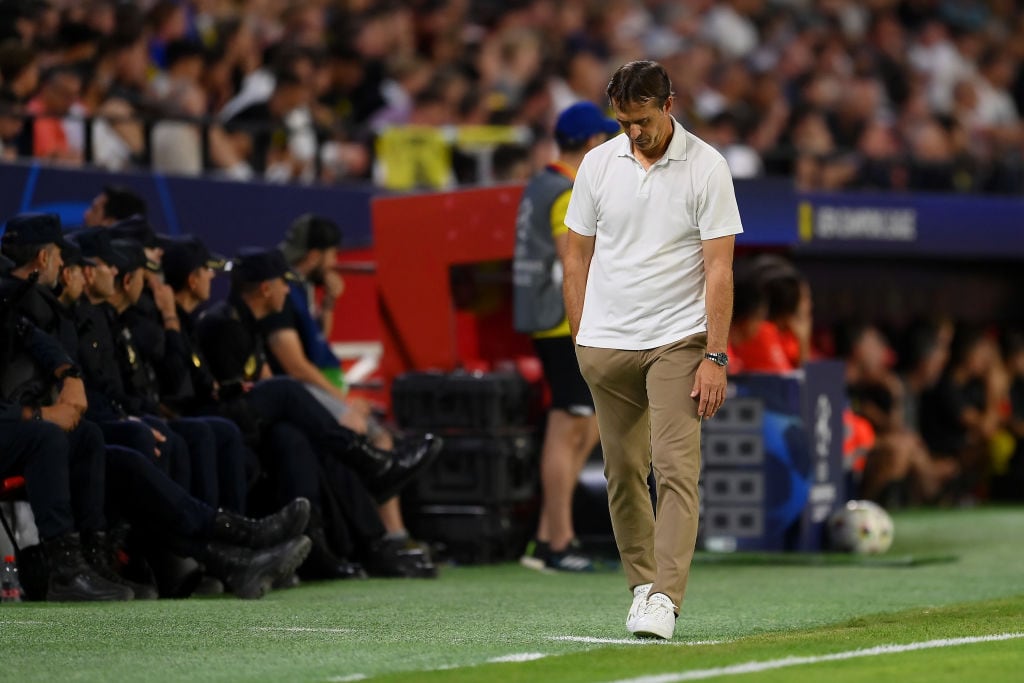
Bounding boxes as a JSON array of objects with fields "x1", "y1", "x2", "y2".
[{"x1": 828, "y1": 500, "x2": 894, "y2": 554}]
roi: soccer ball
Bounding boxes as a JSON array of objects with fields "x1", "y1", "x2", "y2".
[{"x1": 827, "y1": 500, "x2": 894, "y2": 554}]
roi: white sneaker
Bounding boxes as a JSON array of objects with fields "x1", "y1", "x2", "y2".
[
  {"x1": 625, "y1": 583, "x2": 653, "y2": 632},
  {"x1": 632, "y1": 592, "x2": 676, "y2": 640}
]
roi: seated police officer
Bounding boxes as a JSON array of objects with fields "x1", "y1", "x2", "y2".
[
  {"x1": 68, "y1": 229, "x2": 194, "y2": 489},
  {"x1": 193, "y1": 246, "x2": 442, "y2": 578},
  {"x1": 1, "y1": 214, "x2": 312, "y2": 600},
  {"x1": 0, "y1": 212, "x2": 132, "y2": 601},
  {"x1": 106, "y1": 233, "x2": 252, "y2": 515}
]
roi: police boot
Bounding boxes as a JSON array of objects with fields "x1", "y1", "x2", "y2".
[
  {"x1": 81, "y1": 530, "x2": 159, "y2": 600},
  {"x1": 201, "y1": 535, "x2": 312, "y2": 600},
  {"x1": 43, "y1": 532, "x2": 135, "y2": 601},
  {"x1": 364, "y1": 536, "x2": 438, "y2": 579},
  {"x1": 210, "y1": 497, "x2": 311, "y2": 549},
  {"x1": 347, "y1": 434, "x2": 443, "y2": 503},
  {"x1": 299, "y1": 519, "x2": 367, "y2": 581},
  {"x1": 144, "y1": 547, "x2": 203, "y2": 599}
]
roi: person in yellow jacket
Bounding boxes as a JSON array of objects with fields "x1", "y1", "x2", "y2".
[{"x1": 513, "y1": 102, "x2": 619, "y2": 571}]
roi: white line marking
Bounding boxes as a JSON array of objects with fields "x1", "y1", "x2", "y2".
[
  {"x1": 549, "y1": 636, "x2": 724, "y2": 646},
  {"x1": 608, "y1": 632, "x2": 1024, "y2": 683},
  {"x1": 488, "y1": 653, "x2": 549, "y2": 663},
  {"x1": 252, "y1": 627, "x2": 353, "y2": 634},
  {"x1": 326, "y1": 675, "x2": 367, "y2": 682}
]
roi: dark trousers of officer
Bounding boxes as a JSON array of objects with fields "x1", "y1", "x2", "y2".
[
  {"x1": 66, "y1": 420, "x2": 107, "y2": 535},
  {"x1": 264, "y1": 422, "x2": 323, "y2": 508},
  {"x1": 170, "y1": 416, "x2": 249, "y2": 513},
  {"x1": 0, "y1": 419, "x2": 74, "y2": 540},
  {"x1": 244, "y1": 378, "x2": 385, "y2": 552},
  {"x1": 104, "y1": 445, "x2": 215, "y2": 552},
  {"x1": 244, "y1": 377, "x2": 361, "y2": 459},
  {"x1": 99, "y1": 416, "x2": 189, "y2": 485}
]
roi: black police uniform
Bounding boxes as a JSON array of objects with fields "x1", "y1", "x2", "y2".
[
  {"x1": 0, "y1": 279, "x2": 107, "y2": 538},
  {"x1": 192, "y1": 248, "x2": 441, "y2": 577},
  {"x1": 71, "y1": 231, "x2": 232, "y2": 510},
  {"x1": 0, "y1": 313, "x2": 83, "y2": 540}
]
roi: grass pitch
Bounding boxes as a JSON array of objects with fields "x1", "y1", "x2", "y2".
[{"x1": 2, "y1": 506, "x2": 1022, "y2": 682}]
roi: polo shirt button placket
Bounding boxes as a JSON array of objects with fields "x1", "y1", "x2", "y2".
[{"x1": 636, "y1": 161, "x2": 651, "y2": 199}]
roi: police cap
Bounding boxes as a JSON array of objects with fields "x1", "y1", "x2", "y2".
[
  {"x1": 108, "y1": 216, "x2": 160, "y2": 248},
  {"x1": 108, "y1": 238, "x2": 148, "y2": 273},
  {"x1": 230, "y1": 247, "x2": 293, "y2": 284},
  {"x1": 70, "y1": 229, "x2": 119, "y2": 266},
  {"x1": 162, "y1": 235, "x2": 226, "y2": 291},
  {"x1": 1, "y1": 213, "x2": 71, "y2": 249}
]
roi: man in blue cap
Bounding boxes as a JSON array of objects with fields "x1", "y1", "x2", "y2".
[{"x1": 513, "y1": 102, "x2": 620, "y2": 572}]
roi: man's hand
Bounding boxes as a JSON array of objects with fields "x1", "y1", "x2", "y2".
[
  {"x1": 323, "y1": 270, "x2": 344, "y2": 305},
  {"x1": 150, "y1": 280, "x2": 178, "y2": 320},
  {"x1": 126, "y1": 415, "x2": 168, "y2": 456},
  {"x1": 691, "y1": 360, "x2": 728, "y2": 418},
  {"x1": 56, "y1": 376, "x2": 88, "y2": 416},
  {"x1": 41, "y1": 404, "x2": 81, "y2": 431}
]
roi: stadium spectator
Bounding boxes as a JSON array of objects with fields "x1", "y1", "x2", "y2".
[
  {"x1": 728, "y1": 260, "x2": 793, "y2": 374},
  {"x1": 995, "y1": 332, "x2": 1024, "y2": 501},
  {"x1": 919, "y1": 326, "x2": 1010, "y2": 502},
  {"x1": 838, "y1": 322, "x2": 959, "y2": 507},
  {"x1": 82, "y1": 184, "x2": 147, "y2": 228},
  {"x1": 0, "y1": 87, "x2": 25, "y2": 160},
  {"x1": 0, "y1": 0, "x2": 1018, "y2": 191},
  {"x1": 896, "y1": 317, "x2": 955, "y2": 434},
  {"x1": 223, "y1": 70, "x2": 313, "y2": 181},
  {"x1": 0, "y1": 39, "x2": 39, "y2": 103},
  {"x1": 25, "y1": 65, "x2": 83, "y2": 164}
]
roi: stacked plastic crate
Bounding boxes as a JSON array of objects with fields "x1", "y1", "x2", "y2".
[{"x1": 391, "y1": 370, "x2": 537, "y2": 563}]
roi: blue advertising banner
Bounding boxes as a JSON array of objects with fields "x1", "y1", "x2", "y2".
[
  {"x1": 793, "y1": 191, "x2": 1024, "y2": 259},
  {"x1": 0, "y1": 162, "x2": 378, "y2": 255},
  {"x1": 0, "y1": 161, "x2": 1019, "y2": 259}
]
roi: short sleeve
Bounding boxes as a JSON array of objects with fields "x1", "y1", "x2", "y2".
[
  {"x1": 696, "y1": 160, "x2": 744, "y2": 240},
  {"x1": 564, "y1": 156, "x2": 597, "y2": 237},
  {"x1": 261, "y1": 299, "x2": 301, "y2": 336}
]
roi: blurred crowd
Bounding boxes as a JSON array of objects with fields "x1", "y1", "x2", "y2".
[
  {"x1": 729, "y1": 253, "x2": 1024, "y2": 508},
  {"x1": 0, "y1": 0, "x2": 1020, "y2": 191}
]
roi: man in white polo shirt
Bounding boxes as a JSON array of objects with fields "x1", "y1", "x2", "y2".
[{"x1": 564, "y1": 60, "x2": 743, "y2": 640}]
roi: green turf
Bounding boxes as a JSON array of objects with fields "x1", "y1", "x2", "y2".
[{"x1": 2, "y1": 506, "x2": 1022, "y2": 682}]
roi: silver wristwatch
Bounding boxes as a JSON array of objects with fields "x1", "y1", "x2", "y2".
[{"x1": 704, "y1": 352, "x2": 729, "y2": 367}]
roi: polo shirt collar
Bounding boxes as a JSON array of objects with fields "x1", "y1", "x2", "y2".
[{"x1": 616, "y1": 116, "x2": 688, "y2": 162}]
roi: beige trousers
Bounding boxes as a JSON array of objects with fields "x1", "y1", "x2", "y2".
[{"x1": 576, "y1": 333, "x2": 705, "y2": 610}]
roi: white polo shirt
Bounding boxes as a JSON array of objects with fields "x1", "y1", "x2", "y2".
[{"x1": 565, "y1": 117, "x2": 743, "y2": 350}]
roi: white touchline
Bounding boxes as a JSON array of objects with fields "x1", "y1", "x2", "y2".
[
  {"x1": 549, "y1": 636, "x2": 725, "y2": 647},
  {"x1": 326, "y1": 675, "x2": 367, "y2": 682},
  {"x1": 252, "y1": 627, "x2": 353, "y2": 634},
  {"x1": 488, "y1": 653, "x2": 549, "y2": 663},
  {"x1": 607, "y1": 632, "x2": 1024, "y2": 683}
]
